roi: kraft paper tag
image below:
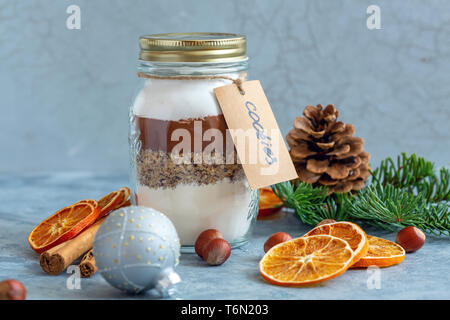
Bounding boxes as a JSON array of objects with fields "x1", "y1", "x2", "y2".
[{"x1": 214, "y1": 80, "x2": 298, "y2": 190}]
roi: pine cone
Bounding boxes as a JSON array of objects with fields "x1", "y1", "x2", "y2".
[{"x1": 286, "y1": 104, "x2": 370, "y2": 193}]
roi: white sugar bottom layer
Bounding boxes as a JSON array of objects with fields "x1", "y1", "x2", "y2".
[{"x1": 136, "y1": 180, "x2": 253, "y2": 245}]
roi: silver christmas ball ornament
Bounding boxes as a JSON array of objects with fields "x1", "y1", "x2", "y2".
[{"x1": 93, "y1": 206, "x2": 181, "y2": 295}]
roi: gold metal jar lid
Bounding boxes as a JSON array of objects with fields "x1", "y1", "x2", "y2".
[{"x1": 139, "y1": 33, "x2": 247, "y2": 63}]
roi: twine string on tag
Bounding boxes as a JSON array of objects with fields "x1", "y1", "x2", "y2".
[{"x1": 137, "y1": 71, "x2": 246, "y2": 95}]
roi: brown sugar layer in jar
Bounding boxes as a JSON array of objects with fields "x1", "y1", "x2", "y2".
[
  {"x1": 137, "y1": 150, "x2": 245, "y2": 189},
  {"x1": 135, "y1": 115, "x2": 245, "y2": 189}
]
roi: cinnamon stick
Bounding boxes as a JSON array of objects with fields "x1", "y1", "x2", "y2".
[
  {"x1": 40, "y1": 218, "x2": 105, "y2": 275},
  {"x1": 78, "y1": 249, "x2": 97, "y2": 278}
]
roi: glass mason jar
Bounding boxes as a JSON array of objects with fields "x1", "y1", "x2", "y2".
[{"x1": 129, "y1": 33, "x2": 259, "y2": 252}]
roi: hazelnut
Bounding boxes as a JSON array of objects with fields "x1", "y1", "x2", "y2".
[
  {"x1": 316, "y1": 219, "x2": 337, "y2": 226},
  {"x1": 396, "y1": 226, "x2": 426, "y2": 253},
  {"x1": 264, "y1": 232, "x2": 293, "y2": 253},
  {"x1": 0, "y1": 279, "x2": 26, "y2": 300},
  {"x1": 203, "y1": 238, "x2": 231, "y2": 266},
  {"x1": 195, "y1": 229, "x2": 223, "y2": 258}
]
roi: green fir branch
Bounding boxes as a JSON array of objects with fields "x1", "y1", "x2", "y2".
[
  {"x1": 272, "y1": 182, "x2": 352, "y2": 226},
  {"x1": 371, "y1": 152, "x2": 449, "y2": 202},
  {"x1": 272, "y1": 181, "x2": 328, "y2": 212},
  {"x1": 371, "y1": 152, "x2": 435, "y2": 188},
  {"x1": 415, "y1": 167, "x2": 450, "y2": 202},
  {"x1": 348, "y1": 184, "x2": 449, "y2": 235},
  {"x1": 273, "y1": 153, "x2": 450, "y2": 235}
]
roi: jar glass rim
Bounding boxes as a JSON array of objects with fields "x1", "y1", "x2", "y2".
[{"x1": 137, "y1": 59, "x2": 248, "y2": 77}]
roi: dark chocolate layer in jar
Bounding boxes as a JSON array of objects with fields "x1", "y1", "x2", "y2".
[{"x1": 137, "y1": 114, "x2": 230, "y2": 153}]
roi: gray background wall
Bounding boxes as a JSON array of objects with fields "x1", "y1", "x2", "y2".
[{"x1": 1, "y1": 0, "x2": 449, "y2": 174}]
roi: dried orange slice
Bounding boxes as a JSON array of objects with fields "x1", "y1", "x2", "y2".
[
  {"x1": 259, "y1": 235, "x2": 355, "y2": 286},
  {"x1": 304, "y1": 221, "x2": 368, "y2": 264},
  {"x1": 28, "y1": 202, "x2": 101, "y2": 253},
  {"x1": 116, "y1": 187, "x2": 131, "y2": 207},
  {"x1": 258, "y1": 188, "x2": 283, "y2": 217},
  {"x1": 98, "y1": 190, "x2": 121, "y2": 216},
  {"x1": 351, "y1": 235, "x2": 405, "y2": 268},
  {"x1": 97, "y1": 187, "x2": 130, "y2": 218},
  {"x1": 121, "y1": 199, "x2": 131, "y2": 207},
  {"x1": 76, "y1": 199, "x2": 99, "y2": 207}
]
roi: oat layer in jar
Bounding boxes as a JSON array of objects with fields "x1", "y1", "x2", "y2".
[{"x1": 129, "y1": 33, "x2": 259, "y2": 252}]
